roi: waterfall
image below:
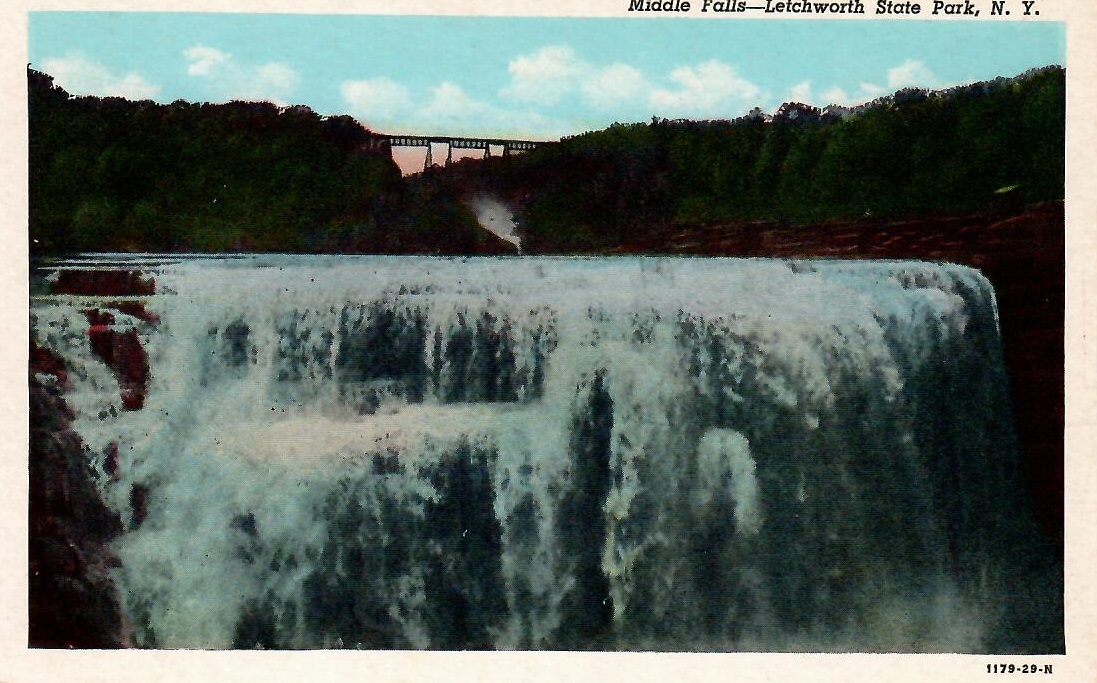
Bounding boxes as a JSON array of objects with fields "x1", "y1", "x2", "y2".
[
  {"x1": 466, "y1": 195, "x2": 523, "y2": 252},
  {"x1": 29, "y1": 254, "x2": 1060, "y2": 652}
]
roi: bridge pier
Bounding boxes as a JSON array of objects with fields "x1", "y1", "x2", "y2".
[{"x1": 385, "y1": 134, "x2": 549, "y2": 173}]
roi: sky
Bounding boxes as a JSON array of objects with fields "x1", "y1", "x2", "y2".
[{"x1": 29, "y1": 13, "x2": 1064, "y2": 142}]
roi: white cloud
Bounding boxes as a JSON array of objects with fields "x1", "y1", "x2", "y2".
[
  {"x1": 859, "y1": 81, "x2": 886, "y2": 97},
  {"x1": 40, "y1": 54, "x2": 160, "y2": 100},
  {"x1": 341, "y1": 76, "x2": 570, "y2": 138},
  {"x1": 820, "y1": 86, "x2": 850, "y2": 105},
  {"x1": 581, "y1": 63, "x2": 647, "y2": 111},
  {"x1": 789, "y1": 80, "x2": 814, "y2": 103},
  {"x1": 887, "y1": 59, "x2": 938, "y2": 89},
  {"x1": 503, "y1": 48, "x2": 762, "y2": 120},
  {"x1": 422, "y1": 82, "x2": 570, "y2": 137},
  {"x1": 423, "y1": 82, "x2": 494, "y2": 122},
  {"x1": 370, "y1": 50, "x2": 768, "y2": 135},
  {"x1": 183, "y1": 46, "x2": 228, "y2": 76},
  {"x1": 235, "y1": 64, "x2": 299, "y2": 104},
  {"x1": 784, "y1": 60, "x2": 936, "y2": 109},
  {"x1": 501, "y1": 45, "x2": 584, "y2": 106},
  {"x1": 183, "y1": 44, "x2": 299, "y2": 105},
  {"x1": 781, "y1": 76, "x2": 893, "y2": 108},
  {"x1": 503, "y1": 46, "x2": 778, "y2": 121},
  {"x1": 340, "y1": 77, "x2": 413, "y2": 121},
  {"x1": 649, "y1": 60, "x2": 761, "y2": 119},
  {"x1": 501, "y1": 45, "x2": 649, "y2": 113},
  {"x1": 256, "y1": 63, "x2": 298, "y2": 93}
]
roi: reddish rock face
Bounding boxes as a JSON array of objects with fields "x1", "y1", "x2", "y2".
[
  {"x1": 29, "y1": 374, "x2": 130, "y2": 648},
  {"x1": 83, "y1": 308, "x2": 116, "y2": 327},
  {"x1": 45, "y1": 271, "x2": 161, "y2": 411},
  {"x1": 51, "y1": 270, "x2": 155, "y2": 296},
  {"x1": 107, "y1": 301, "x2": 160, "y2": 325},
  {"x1": 86, "y1": 325, "x2": 150, "y2": 411},
  {"x1": 30, "y1": 342, "x2": 70, "y2": 391},
  {"x1": 104, "y1": 441, "x2": 121, "y2": 481},
  {"x1": 129, "y1": 484, "x2": 149, "y2": 530},
  {"x1": 31, "y1": 285, "x2": 150, "y2": 645},
  {"x1": 79, "y1": 303, "x2": 156, "y2": 412}
]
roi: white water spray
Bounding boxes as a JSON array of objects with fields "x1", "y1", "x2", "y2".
[
  {"x1": 30, "y1": 255, "x2": 1056, "y2": 651},
  {"x1": 466, "y1": 196, "x2": 522, "y2": 252}
]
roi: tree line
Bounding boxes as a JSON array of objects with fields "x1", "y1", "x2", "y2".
[
  {"x1": 29, "y1": 67, "x2": 502, "y2": 255},
  {"x1": 29, "y1": 65, "x2": 1064, "y2": 255},
  {"x1": 469, "y1": 66, "x2": 1064, "y2": 253}
]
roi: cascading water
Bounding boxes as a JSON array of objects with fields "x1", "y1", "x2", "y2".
[
  {"x1": 466, "y1": 195, "x2": 522, "y2": 252},
  {"x1": 29, "y1": 254, "x2": 1061, "y2": 652}
]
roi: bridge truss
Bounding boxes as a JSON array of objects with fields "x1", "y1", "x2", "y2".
[{"x1": 383, "y1": 135, "x2": 548, "y2": 171}]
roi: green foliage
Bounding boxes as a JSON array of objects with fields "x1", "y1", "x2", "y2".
[
  {"x1": 29, "y1": 68, "x2": 405, "y2": 254},
  {"x1": 28, "y1": 65, "x2": 1064, "y2": 256},
  {"x1": 482, "y1": 67, "x2": 1065, "y2": 253}
]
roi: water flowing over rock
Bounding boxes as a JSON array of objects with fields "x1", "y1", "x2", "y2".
[
  {"x1": 29, "y1": 255, "x2": 1061, "y2": 652},
  {"x1": 465, "y1": 195, "x2": 523, "y2": 252}
]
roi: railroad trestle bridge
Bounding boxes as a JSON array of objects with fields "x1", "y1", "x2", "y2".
[{"x1": 382, "y1": 134, "x2": 550, "y2": 170}]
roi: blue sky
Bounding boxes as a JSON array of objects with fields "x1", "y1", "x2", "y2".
[{"x1": 29, "y1": 13, "x2": 1064, "y2": 140}]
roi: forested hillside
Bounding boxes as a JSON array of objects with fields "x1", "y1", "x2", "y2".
[
  {"x1": 463, "y1": 66, "x2": 1064, "y2": 253},
  {"x1": 28, "y1": 68, "x2": 507, "y2": 255},
  {"x1": 28, "y1": 65, "x2": 1063, "y2": 255}
]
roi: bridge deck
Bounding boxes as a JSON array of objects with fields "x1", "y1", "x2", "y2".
[
  {"x1": 383, "y1": 135, "x2": 548, "y2": 149},
  {"x1": 382, "y1": 134, "x2": 551, "y2": 171}
]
